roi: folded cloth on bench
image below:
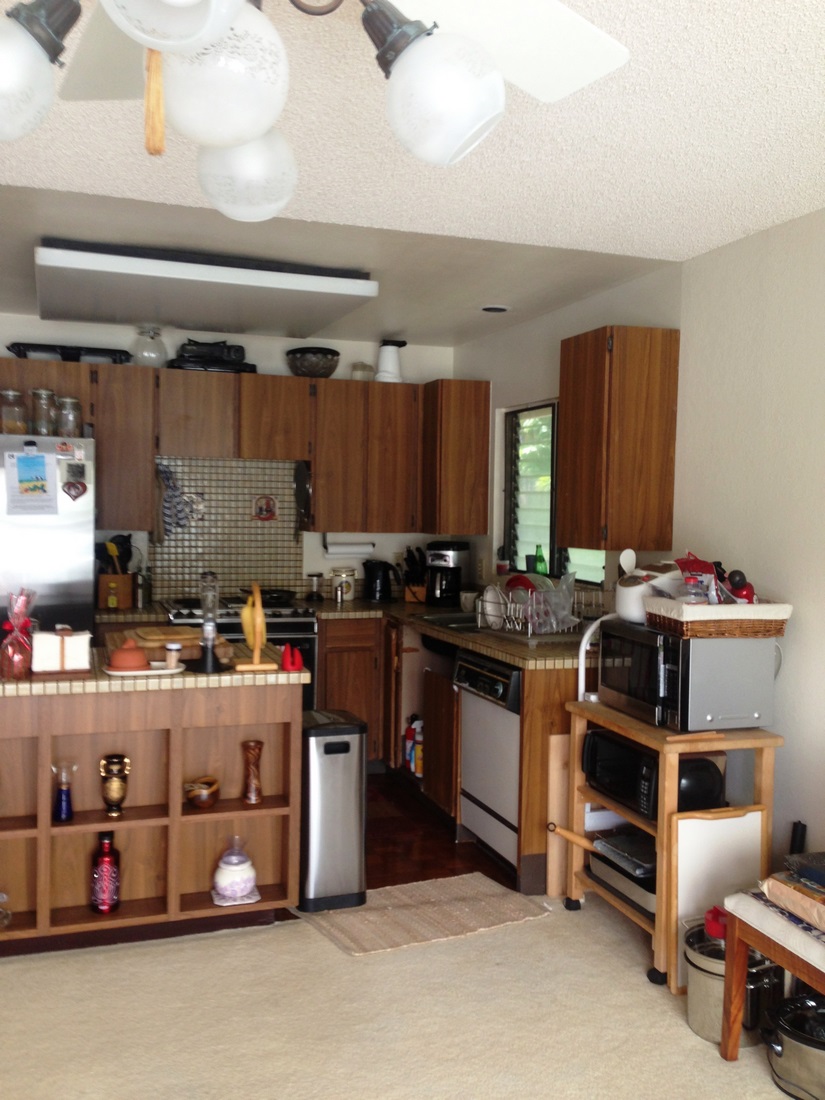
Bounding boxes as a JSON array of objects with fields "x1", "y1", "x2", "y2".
[{"x1": 725, "y1": 888, "x2": 825, "y2": 974}]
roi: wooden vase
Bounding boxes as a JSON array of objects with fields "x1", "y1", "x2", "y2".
[{"x1": 241, "y1": 740, "x2": 263, "y2": 804}]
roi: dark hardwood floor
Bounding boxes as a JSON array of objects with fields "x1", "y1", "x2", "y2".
[{"x1": 365, "y1": 769, "x2": 516, "y2": 891}]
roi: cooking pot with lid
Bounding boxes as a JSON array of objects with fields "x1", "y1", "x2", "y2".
[{"x1": 762, "y1": 994, "x2": 825, "y2": 1100}]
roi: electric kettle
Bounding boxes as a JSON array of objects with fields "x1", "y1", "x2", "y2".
[{"x1": 363, "y1": 559, "x2": 402, "y2": 602}]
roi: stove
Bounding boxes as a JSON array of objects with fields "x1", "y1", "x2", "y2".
[{"x1": 160, "y1": 591, "x2": 317, "y2": 708}]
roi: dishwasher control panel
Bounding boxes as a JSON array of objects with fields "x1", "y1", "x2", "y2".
[{"x1": 453, "y1": 650, "x2": 521, "y2": 713}]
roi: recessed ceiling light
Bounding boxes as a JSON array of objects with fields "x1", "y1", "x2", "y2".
[{"x1": 482, "y1": 305, "x2": 510, "y2": 313}]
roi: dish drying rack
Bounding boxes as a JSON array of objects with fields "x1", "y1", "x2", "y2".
[{"x1": 477, "y1": 585, "x2": 580, "y2": 638}]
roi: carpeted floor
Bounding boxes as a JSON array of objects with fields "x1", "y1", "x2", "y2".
[
  {"x1": 295, "y1": 873, "x2": 547, "y2": 954},
  {"x1": 0, "y1": 890, "x2": 780, "y2": 1100}
]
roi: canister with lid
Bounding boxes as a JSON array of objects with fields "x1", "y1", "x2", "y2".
[
  {"x1": 57, "y1": 396, "x2": 82, "y2": 437},
  {"x1": 330, "y1": 566, "x2": 356, "y2": 601},
  {"x1": 30, "y1": 388, "x2": 57, "y2": 435},
  {"x1": 1, "y1": 389, "x2": 27, "y2": 433}
]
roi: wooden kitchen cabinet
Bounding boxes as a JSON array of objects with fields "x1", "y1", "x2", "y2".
[
  {"x1": 238, "y1": 374, "x2": 314, "y2": 461},
  {"x1": 365, "y1": 383, "x2": 420, "y2": 533},
  {"x1": 421, "y1": 379, "x2": 490, "y2": 535},
  {"x1": 421, "y1": 666, "x2": 459, "y2": 816},
  {"x1": 157, "y1": 370, "x2": 238, "y2": 458},
  {"x1": 317, "y1": 617, "x2": 384, "y2": 759},
  {"x1": 93, "y1": 363, "x2": 156, "y2": 530},
  {"x1": 311, "y1": 379, "x2": 369, "y2": 532},
  {"x1": 0, "y1": 682, "x2": 303, "y2": 949},
  {"x1": 555, "y1": 326, "x2": 680, "y2": 551}
]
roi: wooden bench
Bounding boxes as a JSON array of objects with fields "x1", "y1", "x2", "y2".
[{"x1": 720, "y1": 890, "x2": 825, "y2": 1060}]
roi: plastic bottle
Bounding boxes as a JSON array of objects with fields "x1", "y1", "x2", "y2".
[
  {"x1": 535, "y1": 545, "x2": 549, "y2": 576},
  {"x1": 107, "y1": 581, "x2": 118, "y2": 609},
  {"x1": 404, "y1": 715, "x2": 418, "y2": 770},
  {"x1": 676, "y1": 576, "x2": 709, "y2": 604},
  {"x1": 413, "y1": 719, "x2": 424, "y2": 778}
]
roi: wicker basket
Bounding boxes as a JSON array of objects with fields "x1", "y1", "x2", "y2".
[{"x1": 643, "y1": 596, "x2": 792, "y2": 639}]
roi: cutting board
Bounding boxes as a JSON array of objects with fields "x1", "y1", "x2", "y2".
[{"x1": 106, "y1": 628, "x2": 234, "y2": 664}]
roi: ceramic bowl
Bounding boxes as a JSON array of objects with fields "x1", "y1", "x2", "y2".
[
  {"x1": 107, "y1": 638, "x2": 151, "y2": 671},
  {"x1": 285, "y1": 346, "x2": 339, "y2": 378},
  {"x1": 184, "y1": 775, "x2": 220, "y2": 810}
]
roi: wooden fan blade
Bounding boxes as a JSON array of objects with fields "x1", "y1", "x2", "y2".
[{"x1": 144, "y1": 49, "x2": 165, "y2": 156}]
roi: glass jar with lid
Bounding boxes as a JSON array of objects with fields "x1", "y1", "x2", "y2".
[
  {"x1": 330, "y1": 566, "x2": 356, "y2": 601},
  {"x1": 30, "y1": 388, "x2": 57, "y2": 435},
  {"x1": 57, "y1": 396, "x2": 82, "y2": 438},
  {"x1": 1, "y1": 389, "x2": 27, "y2": 434}
]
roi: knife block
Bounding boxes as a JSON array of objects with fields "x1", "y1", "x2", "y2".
[{"x1": 97, "y1": 574, "x2": 133, "y2": 611}]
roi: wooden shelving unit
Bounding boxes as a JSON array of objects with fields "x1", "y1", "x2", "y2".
[
  {"x1": 563, "y1": 700, "x2": 783, "y2": 993},
  {"x1": 0, "y1": 683, "x2": 302, "y2": 949}
]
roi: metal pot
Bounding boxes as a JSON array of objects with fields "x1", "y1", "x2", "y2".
[{"x1": 762, "y1": 995, "x2": 825, "y2": 1100}]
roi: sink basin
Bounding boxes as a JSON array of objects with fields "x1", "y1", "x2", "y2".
[{"x1": 418, "y1": 611, "x2": 479, "y2": 631}]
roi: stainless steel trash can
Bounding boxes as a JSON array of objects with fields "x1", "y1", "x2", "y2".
[{"x1": 299, "y1": 709, "x2": 367, "y2": 913}]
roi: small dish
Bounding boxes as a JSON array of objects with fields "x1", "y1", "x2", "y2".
[
  {"x1": 104, "y1": 662, "x2": 185, "y2": 677},
  {"x1": 505, "y1": 574, "x2": 536, "y2": 593},
  {"x1": 481, "y1": 585, "x2": 506, "y2": 630}
]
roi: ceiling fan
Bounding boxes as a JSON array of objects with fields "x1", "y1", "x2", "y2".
[{"x1": 58, "y1": 0, "x2": 629, "y2": 106}]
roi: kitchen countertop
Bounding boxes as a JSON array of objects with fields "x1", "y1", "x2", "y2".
[{"x1": 318, "y1": 598, "x2": 595, "y2": 672}]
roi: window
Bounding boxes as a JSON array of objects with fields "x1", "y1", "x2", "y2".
[{"x1": 502, "y1": 401, "x2": 605, "y2": 583}]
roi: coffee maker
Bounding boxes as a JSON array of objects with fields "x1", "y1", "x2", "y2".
[{"x1": 425, "y1": 541, "x2": 469, "y2": 607}]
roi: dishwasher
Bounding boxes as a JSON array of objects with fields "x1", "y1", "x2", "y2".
[{"x1": 454, "y1": 649, "x2": 522, "y2": 866}]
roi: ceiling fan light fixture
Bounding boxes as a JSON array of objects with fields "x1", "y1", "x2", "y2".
[
  {"x1": 164, "y1": 4, "x2": 289, "y2": 147},
  {"x1": 99, "y1": 0, "x2": 245, "y2": 54},
  {"x1": 197, "y1": 127, "x2": 298, "y2": 222},
  {"x1": 385, "y1": 29, "x2": 505, "y2": 166}
]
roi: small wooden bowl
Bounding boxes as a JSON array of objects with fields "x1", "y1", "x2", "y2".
[{"x1": 184, "y1": 776, "x2": 220, "y2": 810}]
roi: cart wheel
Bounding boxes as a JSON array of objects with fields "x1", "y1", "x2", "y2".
[
  {"x1": 563, "y1": 897, "x2": 581, "y2": 911},
  {"x1": 647, "y1": 967, "x2": 667, "y2": 985}
]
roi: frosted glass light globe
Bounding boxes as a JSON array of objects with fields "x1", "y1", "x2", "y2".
[
  {"x1": 100, "y1": 0, "x2": 245, "y2": 54},
  {"x1": 0, "y1": 18, "x2": 55, "y2": 142},
  {"x1": 164, "y1": 4, "x2": 288, "y2": 147},
  {"x1": 197, "y1": 129, "x2": 297, "y2": 222},
  {"x1": 386, "y1": 32, "x2": 505, "y2": 167}
]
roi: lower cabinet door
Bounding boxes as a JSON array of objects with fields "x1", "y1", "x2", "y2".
[
  {"x1": 422, "y1": 667, "x2": 459, "y2": 816},
  {"x1": 318, "y1": 619, "x2": 383, "y2": 759}
]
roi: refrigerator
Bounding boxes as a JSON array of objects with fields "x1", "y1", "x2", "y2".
[{"x1": 0, "y1": 436, "x2": 96, "y2": 632}]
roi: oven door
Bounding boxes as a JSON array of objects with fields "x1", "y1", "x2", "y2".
[{"x1": 221, "y1": 627, "x2": 317, "y2": 711}]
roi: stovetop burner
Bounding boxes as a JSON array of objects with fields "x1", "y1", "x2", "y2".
[
  {"x1": 239, "y1": 587, "x2": 296, "y2": 609},
  {"x1": 161, "y1": 592, "x2": 317, "y2": 629}
]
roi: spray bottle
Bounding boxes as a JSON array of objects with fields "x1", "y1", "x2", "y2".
[
  {"x1": 413, "y1": 718, "x2": 424, "y2": 779},
  {"x1": 404, "y1": 714, "x2": 418, "y2": 770}
]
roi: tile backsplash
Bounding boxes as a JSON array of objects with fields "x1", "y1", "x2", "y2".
[{"x1": 150, "y1": 457, "x2": 303, "y2": 599}]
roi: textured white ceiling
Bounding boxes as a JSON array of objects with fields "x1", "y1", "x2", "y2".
[{"x1": 0, "y1": 1, "x2": 823, "y2": 341}]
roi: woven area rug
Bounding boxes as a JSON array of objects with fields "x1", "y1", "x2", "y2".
[{"x1": 294, "y1": 872, "x2": 548, "y2": 955}]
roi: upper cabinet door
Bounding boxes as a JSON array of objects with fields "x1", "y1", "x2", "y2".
[
  {"x1": 365, "y1": 383, "x2": 420, "y2": 533},
  {"x1": 556, "y1": 326, "x2": 680, "y2": 550},
  {"x1": 157, "y1": 370, "x2": 238, "y2": 458},
  {"x1": 238, "y1": 375, "x2": 314, "y2": 461},
  {"x1": 312, "y1": 379, "x2": 369, "y2": 532},
  {"x1": 421, "y1": 379, "x2": 490, "y2": 535},
  {"x1": 94, "y1": 363, "x2": 157, "y2": 531}
]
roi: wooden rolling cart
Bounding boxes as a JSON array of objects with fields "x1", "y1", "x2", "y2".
[{"x1": 560, "y1": 700, "x2": 783, "y2": 993}]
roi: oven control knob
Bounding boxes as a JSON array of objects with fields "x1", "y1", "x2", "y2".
[{"x1": 491, "y1": 682, "x2": 504, "y2": 700}]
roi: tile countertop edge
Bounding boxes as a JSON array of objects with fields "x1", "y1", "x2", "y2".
[
  {"x1": 318, "y1": 599, "x2": 594, "y2": 672},
  {"x1": 0, "y1": 645, "x2": 310, "y2": 697}
]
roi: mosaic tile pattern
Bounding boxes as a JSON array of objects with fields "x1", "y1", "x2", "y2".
[{"x1": 150, "y1": 457, "x2": 303, "y2": 599}]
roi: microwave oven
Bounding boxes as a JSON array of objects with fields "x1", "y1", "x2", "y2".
[
  {"x1": 598, "y1": 619, "x2": 777, "y2": 732},
  {"x1": 582, "y1": 727, "x2": 726, "y2": 821}
]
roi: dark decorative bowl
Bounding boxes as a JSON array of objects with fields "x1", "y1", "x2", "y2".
[
  {"x1": 286, "y1": 347, "x2": 340, "y2": 378},
  {"x1": 184, "y1": 776, "x2": 220, "y2": 810}
]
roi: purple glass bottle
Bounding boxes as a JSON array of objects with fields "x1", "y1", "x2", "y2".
[{"x1": 91, "y1": 831, "x2": 120, "y2": 914}]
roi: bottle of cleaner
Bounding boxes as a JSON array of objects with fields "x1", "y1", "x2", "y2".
[
  {"x1": 404, "y1": 714, "x2": 418, "y2": 770},
  {"x1": 413, "y1": 719, "x2": 424, "y2": 779}
]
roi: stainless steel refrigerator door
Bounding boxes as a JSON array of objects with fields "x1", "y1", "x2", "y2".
[{"x1": 0, "y1": 437, "x2": 96, "y2": 632}]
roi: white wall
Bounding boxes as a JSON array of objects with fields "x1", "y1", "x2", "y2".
[{"x1": 677, "y1": 209, "x2": 825, "y2": 856}]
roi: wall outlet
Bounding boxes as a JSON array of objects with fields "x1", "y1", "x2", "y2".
[
  {"x1": 476, "y1": 557, "x2": 484, "y2": 582},
  {"x1": 393, "y1": 550, "x2": 405, "y2": 568}
]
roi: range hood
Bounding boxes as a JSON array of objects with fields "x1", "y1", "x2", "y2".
[{"x1": 34, "y1": 240, "x2": 379, "y2": 338}]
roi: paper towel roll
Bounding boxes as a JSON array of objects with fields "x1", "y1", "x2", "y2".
[{"x1": 323, "y1": 541, "x2": 374, "y2": 558}]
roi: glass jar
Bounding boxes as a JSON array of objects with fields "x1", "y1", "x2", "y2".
[
  {"x1": 132, "y1": 325, "x2": 168, "y2": 368},
  {"x1": 1, "y1": 389, "x2": 27, "y2": 433},
  {"x1": 30, "y1": 388, "x2": 57, "y2": 435},
  {"x1": 56, "y1": 396, "x2": 82, "y2": 437}
]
